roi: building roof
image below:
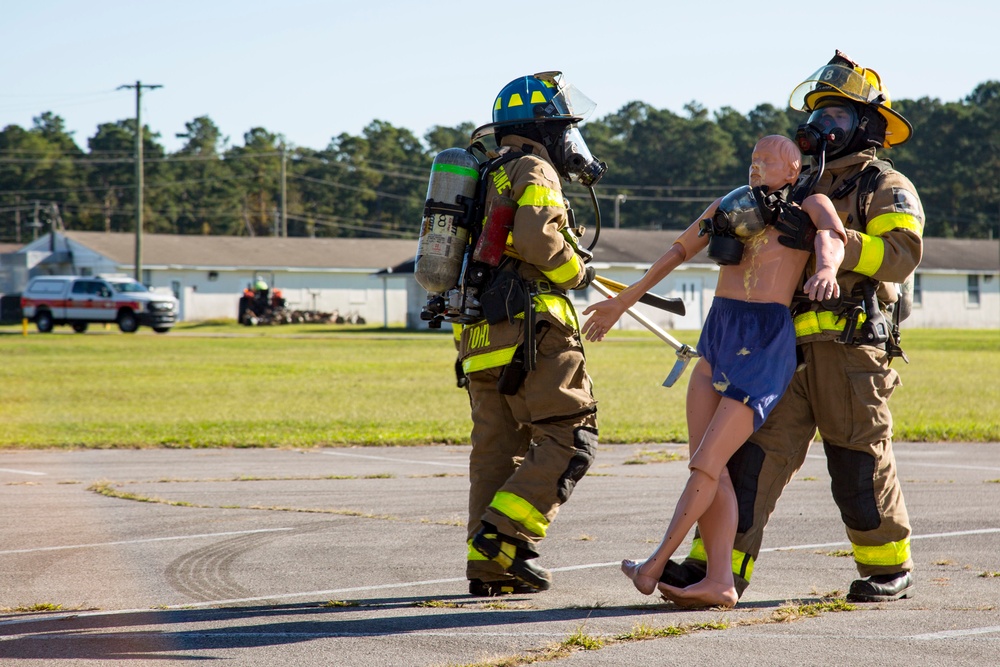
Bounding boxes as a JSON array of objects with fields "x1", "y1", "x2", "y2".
[
  {"x1": 918, "y1": 237, "x2": 1000, "y2": 272},
  {"x1": 59, "y1": 231, "x2": 418, "y2": 271},
  {"x1": 16, "y1": 229, "x2": 1000, "y2": 275}
]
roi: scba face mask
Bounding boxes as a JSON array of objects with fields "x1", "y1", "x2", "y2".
[
  {"x1": 795, "y1": 102, "x2": 858, "y2": 156},
  {"x1": 700, "y1": 185, "x2": 785, "y2": 265},
  {"x1": 558, "y1": 125, "x2": 607, "y2": 186}
]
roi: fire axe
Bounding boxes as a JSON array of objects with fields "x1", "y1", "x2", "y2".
[
  {"x1": 590, "y1": 278, "x2": 699, "y2": 387},
  {"x1": 593, "y1": 275, "x2": 686, "y2": 316}
]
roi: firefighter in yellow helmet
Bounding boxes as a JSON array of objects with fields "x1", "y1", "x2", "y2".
[
  {"x1": 462, "y1": 72, "x2": 606, "y2": 596},
  {"x1": 659, "y1": 51, "x2": 923, "y2": 605}
]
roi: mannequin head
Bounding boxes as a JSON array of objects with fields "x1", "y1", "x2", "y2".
[{"x1": 749, "y1": 135, "x2": 801, "y2": 191}]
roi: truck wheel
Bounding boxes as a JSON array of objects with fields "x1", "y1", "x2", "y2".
[
  {"x1": 117, "y1": 310, "x2": 139, "y2": 333},
  {"x1": 72, "y1": 322, "x2": 89, "y2": 334},
  {"x1": 36, "y1": 310, "x2": 54, "y2": 333}
]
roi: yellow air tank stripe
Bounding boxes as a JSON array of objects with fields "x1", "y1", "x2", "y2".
[
  {"x1": 853, "y1": 538, "x2": 911, "y2": 567},
  {"x1": 451, "y1": 323, "x2": 463, "y2": 342},
  {"x1": 530, "y1": 90, "x2": 548, "y2": 104},
  {"x1": 507, "y1": 93, "x2": 524, "y2": 108},
  {"x1": 853, "y1": 232, "x2": 885, "y2": 277},
  {"x1": 518, "y1": 184, "x2": 564, "y2": 209},
  {"x1": 867, "y1": 211, "x2": 923, "y2": 238},
  {"x1": 793, "y1": 310, "x2": 868, "y2": 338},
  {"x1": 542, "y1": 254, "x2": 582, "y2": 286},
  {"x1": 489, "y1": 491, "x2": 549, "y2": 537},
  {"x1": 463, "y1": 344, "x2": 518, "y2": 374},
  {"x1": 688, "y1": 538, "x2": 755, "y2": 581}
]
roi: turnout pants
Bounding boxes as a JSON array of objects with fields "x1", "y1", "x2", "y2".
[
  {"x1": 719, "y1": 340, "x2": 913, "y2": 581},
  {"x1": 465, "y1": 322, "x2": 597, "y2": 582}
]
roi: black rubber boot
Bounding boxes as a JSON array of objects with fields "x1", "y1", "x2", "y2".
[
  {"x1": 658, "y1": 558, "x2": 750, "y2": 598},
  {"x1": 468, "y1": 579, "x2": 541, "y2": 597},
  {"x1": 471, "y1": 528, "x2": 552, "y2": 591},
  {"x1": 847, "y1": 571, "x2": 914, "y2": 602}
]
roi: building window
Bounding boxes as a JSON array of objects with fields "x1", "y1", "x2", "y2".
[
  {"x1": 967, "y1": 274, "x2": 980, "y2": 306},
  {"x1": 912, "y1": 273, "x2": 922, "y2": 306}
]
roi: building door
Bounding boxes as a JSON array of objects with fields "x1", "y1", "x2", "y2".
[{"x1": 672, "y1": 278, "x2": 702, "y2": 330}]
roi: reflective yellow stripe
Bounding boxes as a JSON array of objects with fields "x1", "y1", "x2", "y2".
[
  {"x1": 451, "y1": 323, "x2": 463, "y2": 342},
  {"x1": 517, "y1": 184, "x2": 564, "y2": 208},
  {"x1": 688, "y1": 538, "x2": 754, "y2": 581},
  {"x1": 853, "y1": 233, "x2": 885, "y2": 276},
  {"x1": 793, "y1": 309, "x2": 867, "y2": 339},
  {"x1": 489, "y1": 491, "x2": 549, "y2": 537},
  {"x1": 463, "y1": 345, "x2": 517, "y2": 374},
  {"x1": 867, "y1": 211, "x2": 923, "y2": 238},
  {"x1": 542, "y1": 254, "x2": 582, "y2": 286},
  {"x1": 535, "y1": 293, "x2": 579, "y2": 330},
  {"x1": 530, "y1": 90, "x2": 547, "y2": 104},
  {"x1": 853, "y1": 538, "x2": 911, "y2": 567},
  {"x1": 507, "y1": 93, "x2": 524, "y2": 109},
  {"x1": 467, "y1": 540, "x2": 488, "y2": 561}
]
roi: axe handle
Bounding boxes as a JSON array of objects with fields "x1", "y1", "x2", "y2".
[
  {"x1": 591, "y1": 280, "x2": 686, "y2": 352},
  {"x1": 594, "y1": 275, "x2": 686, "y2": 316}
]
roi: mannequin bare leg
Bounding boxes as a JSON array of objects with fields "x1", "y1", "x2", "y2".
[
  {"x1": 621, "y1": 361, "x2": 755, "y2": 596},
  {"x1": 658, "y1": 467, "x2": 739, "y2": 608}
]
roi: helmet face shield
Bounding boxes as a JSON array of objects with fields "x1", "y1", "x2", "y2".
[{"x1": 789, "y1": 64, "x2": 884, "y2": 112}]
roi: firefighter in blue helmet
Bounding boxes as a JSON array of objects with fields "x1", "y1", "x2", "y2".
[
  {"x1": 659, "y1": 51, "x2": 923, "y2": 606},
  {"x1": 462, "y1": 72, "x2": 606, "y2": 596}
]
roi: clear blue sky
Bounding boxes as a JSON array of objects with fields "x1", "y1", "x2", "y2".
[{"x1": 2, "y1": 0, "x2": 997, "y2": 154}]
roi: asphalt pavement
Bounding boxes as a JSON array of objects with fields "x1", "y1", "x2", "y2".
[{"x1": 1, "y1": 442, "x2": 998, "y2": 666}]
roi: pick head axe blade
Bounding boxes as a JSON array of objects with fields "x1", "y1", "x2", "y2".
[{"x1": 662, "y1": 343, "x2": 697, "y2": 388}]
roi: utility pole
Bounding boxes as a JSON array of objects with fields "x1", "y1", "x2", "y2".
[
  {"x1": 118, "y1": 81, "x2": 162, "y2": 283},
  {"x1": 280, "y1": 144, "x2": 288, "y2": 237},
  {"x1": 614, "y1": 193, "x2": 627, "y2": 229}
]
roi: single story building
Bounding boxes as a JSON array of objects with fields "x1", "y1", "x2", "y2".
[{"x1": 2, "y1": 230, "x2": 997, "y2": 330}]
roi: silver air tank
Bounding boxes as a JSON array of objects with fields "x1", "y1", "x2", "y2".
[{"x1": 414, "y1": 148, "x2": 480, "y2": 295}]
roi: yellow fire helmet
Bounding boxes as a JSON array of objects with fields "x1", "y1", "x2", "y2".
[{"x1": 789, "y1": 51, "x2": 912, "y2": 147}]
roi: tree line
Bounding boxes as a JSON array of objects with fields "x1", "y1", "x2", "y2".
[{"x1": 2, "y1": 81, "x2": 998, "y2": 244}]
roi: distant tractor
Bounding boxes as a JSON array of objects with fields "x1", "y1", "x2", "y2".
[{"x1": 237, "y1": 272, "x2": 336, "y2": 326}]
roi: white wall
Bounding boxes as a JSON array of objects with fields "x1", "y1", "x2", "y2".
[
  {"x1": 146, "y1": 268, "x2": 409, "y2": 325},
  {"x1": 904, "y1": 271, "x2": 1000, "y2": 329}
]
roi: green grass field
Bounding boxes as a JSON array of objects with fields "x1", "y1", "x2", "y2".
[{"x1": 0, "y1": 324, "x2": 997, "y2": 448}]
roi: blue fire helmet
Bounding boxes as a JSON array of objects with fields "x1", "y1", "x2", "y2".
[{"x1": 491, "y1": 71, "x2": 595, "y2": 127}]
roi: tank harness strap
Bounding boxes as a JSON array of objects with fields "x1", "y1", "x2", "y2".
[{"x1": 824, "y1": 159, "x2": 906, "y2": 360}]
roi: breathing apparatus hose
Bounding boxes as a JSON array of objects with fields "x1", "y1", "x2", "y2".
[
  {"x1": 794, "y1": 139, "x2": 828, "y2": 204},
  {"x1": 586, "y1": 185, "x2": 601, "y2": 252}
]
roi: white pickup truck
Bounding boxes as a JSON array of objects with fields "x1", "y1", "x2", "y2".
[{"x1": 20, "y1": 275, "x2": 179, "y2": 334}]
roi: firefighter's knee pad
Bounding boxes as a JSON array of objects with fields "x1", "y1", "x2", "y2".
[
  {"x1": 824, "y1": 442, "x2": 880, "y2": 532},
  {"x1": 556, "y1": 426, "x2": 598, "y2": 503},
  {"x1": 726, "y1": 440, "x2": 765, "y2": 534}
]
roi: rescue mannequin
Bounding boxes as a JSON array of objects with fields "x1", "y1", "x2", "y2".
[
  {"x1": 659, "y1": 52, "x2": 924, "y2": 606},
  {"x1": 582, "y1": 135, "x2": 846, "y2": 607}
]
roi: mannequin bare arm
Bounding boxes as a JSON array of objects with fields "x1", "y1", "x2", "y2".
[
  {"x1": 582, "y1": 199, "x2": 720, "y2": 342},
  {"x1": 801, "y1": 194, "x2": 847, "y2": 301}
]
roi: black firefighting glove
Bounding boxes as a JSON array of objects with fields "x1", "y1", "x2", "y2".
[
  {"x1": 574, "y1": 265, "x2": 596, "y2": 290},
  {"x1": 775, "y1": 205, "x2": 816, "y2": 251}
]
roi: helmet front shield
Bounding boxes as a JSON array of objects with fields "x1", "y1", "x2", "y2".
[
  {"x1": 789, "y1": 64, "x2": 881, "y2": 111},
  {"x1": 534, "y1": 72, "x2": 597, "y2": 120}
]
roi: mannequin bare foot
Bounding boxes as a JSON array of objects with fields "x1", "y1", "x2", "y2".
[
  {"x1": 658, "y1": 578, "x2": 738, "y2": 609},
  {"x1": 621, "y1": 559, "x2": 659, "y2": 595}
]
